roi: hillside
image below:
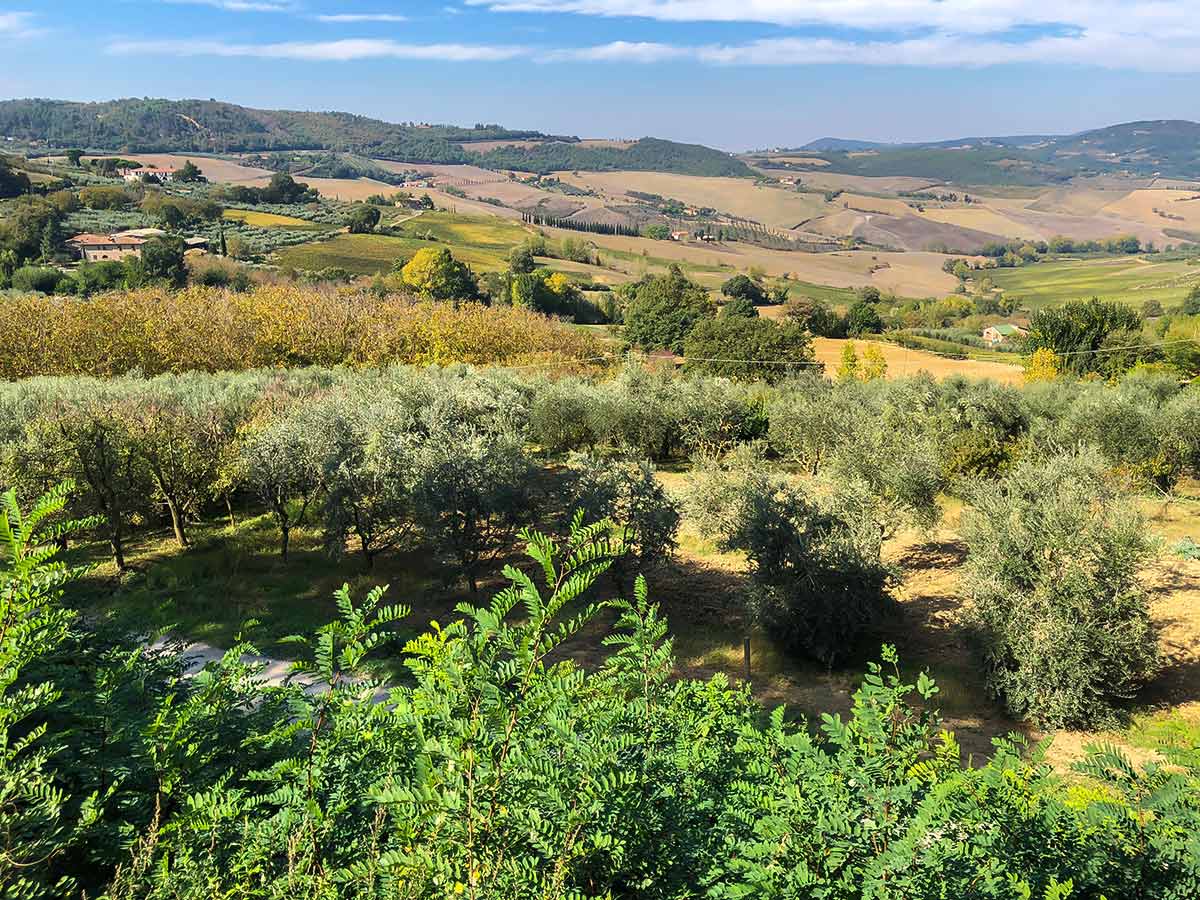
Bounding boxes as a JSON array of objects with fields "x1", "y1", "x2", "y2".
[
  {"x1": 769, "y1": 120, "x2": 1200, "y2": 184},
  {"x1": 0, "y1": 97, "x2": 752, "y2": 177}
]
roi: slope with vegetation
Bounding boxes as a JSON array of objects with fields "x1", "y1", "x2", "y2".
[{"x1": 0, "y1": 98, "x2": 752, "y2": 177}]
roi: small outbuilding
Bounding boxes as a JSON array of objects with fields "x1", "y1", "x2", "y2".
[{"x1": 982, "y1": 323, "x2": 1027, "y2": 346}]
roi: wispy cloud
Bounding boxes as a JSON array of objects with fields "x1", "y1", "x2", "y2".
[
  {"x1": 107, "y1": 37, "x2": 526, "y2": 62},
  {"x1": 313, "y1": 13, "x2": 408, "y2": 23},
  {"x1": 550, "y1": 31, "x2": 1200, "y2": 73},
  {"x1": 0, "y1": 10, "x2": 42, "y2": 37},
  {"x1": 160, "y1": 0, "x2": 298, "y2": 12}
]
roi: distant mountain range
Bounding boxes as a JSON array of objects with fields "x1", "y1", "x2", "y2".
[
  {"x1": 0, "y1": 97, "x2": 752, "y2": 178},
  {"x1": 783, "y1": 121, "x2": 1200, "y2": 183}
]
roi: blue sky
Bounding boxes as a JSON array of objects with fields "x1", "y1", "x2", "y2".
[{"x1": 2, "y1": 2, "x2": 1199, "y2": 149}]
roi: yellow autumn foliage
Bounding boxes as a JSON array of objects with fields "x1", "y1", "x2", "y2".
[{"x1": 0, "y1": 285, "x2": 606, "y2": 378}]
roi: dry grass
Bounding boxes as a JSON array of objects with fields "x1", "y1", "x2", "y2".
[
  {"x1": 807, "y1": 337, "x2": 1024, "y2": 383},
  {"x1": 98, "y1": 153, "x2": 273, "y2": 183},
  {"x1": 556, "y1": 170, "x2": 831, "y2": 230}
]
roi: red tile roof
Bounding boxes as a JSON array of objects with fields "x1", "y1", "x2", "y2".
[{"x1": 67, "y1": 233, "x2": 145, "y2": 246}]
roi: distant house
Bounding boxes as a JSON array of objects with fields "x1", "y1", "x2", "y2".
[
  {"x1": 670, "y1": 230, "x2": 690, "y2": 242},
  {"x1": 183, "y1": 237, "x2": 210, "y2": 254},
  {"x1": 65, "y1": 233, "x2": 145, "y2": 262},
  {"x1": 120, "y1": 166, "x2": 178, "y2": 183},
  {"x1": 982, "y1": 323, "x2": 1027, "y2": 346}
]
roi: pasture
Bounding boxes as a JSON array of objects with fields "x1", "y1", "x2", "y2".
[{"x1": 987, "y1": 255, "x2": 1200, "y2": 309}]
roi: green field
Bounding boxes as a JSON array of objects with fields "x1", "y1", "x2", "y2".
[{"x1": 987, "y1": 255, "x2": 1200, "y2": 309}]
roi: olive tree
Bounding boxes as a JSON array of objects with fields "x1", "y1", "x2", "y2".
[
  {"x1": 119, "y1": 376, "x2": 242, "y2": 548},
  {"x1": 687, "y1": 449, "x2": 892, "y2": 667},
  {"x1": 410, "y1": 425, "x2": 536, "y2": 592},
  {"x1": 320, "y1": 400, "x2": 420, "y2": 570},
  {"x1": 961, "y1": 449, "x2": 1159, "y2": 728},
  {"x1": 565, "y1": 452, "x2": 680, "y2": 588},
  {"x1": 235, "y1": 404, "x2": 330, "y2": 561}
]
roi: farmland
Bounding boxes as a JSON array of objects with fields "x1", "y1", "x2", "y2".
[{"x1": 986, "y1": 255, "x2": 1200, "y2": 309}]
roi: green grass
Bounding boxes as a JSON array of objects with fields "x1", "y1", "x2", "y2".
[
  {"x1": 987, "y1": 255, "x2": 1200, "y2": 310},
  {"x1": 275, "y1": 211, "x2": 637, "y2": 282},
  {"x1": 70, "y1": 511, "x2": 441, "y2": 658}
]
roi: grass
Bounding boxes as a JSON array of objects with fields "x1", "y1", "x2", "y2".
[
  {"x1": 275, "y1": 210, "x2": 635, "y2": 281},
  {"x1": 986, "y1": 255, "x2": 1200, "y2": 310},
  {"x1": 223, "y1": 208, "x2": 326, "y2": 230},
  {"x1": 62, "y1": 468, "x2": 1200, "y2": 769}
]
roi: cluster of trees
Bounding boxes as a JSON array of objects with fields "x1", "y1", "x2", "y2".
[
  {"x1": 4, "y1": 406, "x2": 1200, "y2": 896},
  {"x1": 5, "y1": 365, "x2": 1198, "y2": 720},
  {"x1": 978, "y1": 235, "x2": 1145, "y2": 268},
  {"x1": 216, "y1": 173, "x2": 319, "y2": 206},
  {"x1": 521, "y1": 211, "x2": 642, "y2": 238},
  {"x1": 1022, "y1": 297, "x2": 1200, "y2": 378},
  {"x1": 616, "y1": 266, "x2": 819, "y2": 380},
  {"x1": 0, "y1": 286, "x2": 605, "y2": 379},
  {"x1": 1, "y1": 196, "x2": 188, "y2": 296}
]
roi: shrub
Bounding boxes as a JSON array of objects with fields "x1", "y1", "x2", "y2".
[
  {"x1": 962, "y1": 450, "x2": 1159, "y2": 728},
  {"x1": 3, "y1": 485, "x2": 1200, "y2": 897},
  {"x1": 682, "y1": 316, "x2": 815, "y2": 383},
  {"x1": 10, "y1": 265, "x2": 65, "y2": 294}
]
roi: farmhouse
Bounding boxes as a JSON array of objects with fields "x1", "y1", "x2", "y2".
[
  {"x1": 982, "y1": 323, "x2": 1027, "y2": 346},
  {"x1": 670, "y1": 230, "x2": 690, "y2": 241},
  {"x1": 65, "y1": 233, "x2": 145, "y2": 262},
  {"x1": 121, "y1": 166, "x2": 178, "y2": 183}
]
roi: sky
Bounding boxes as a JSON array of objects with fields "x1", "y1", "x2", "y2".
[{"x1": 2, "y1": 2, "x2": 1200, "y2": 150}]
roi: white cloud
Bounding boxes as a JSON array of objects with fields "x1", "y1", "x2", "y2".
[
  {"x1": 314, "y1": 13, "x2": 408, "y2": 23},
  {"x1": 106, "y1": 37, "x2": 526, "y2": 62},
  {"x1": 466, "y1": 0, "x2": 1200, "y2": 37},
  {"x1": 547, "y1": 30, "x2": 1200, "y2": 73}
]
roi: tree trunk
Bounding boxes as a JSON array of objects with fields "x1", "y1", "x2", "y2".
[
  {"x1": 225, "y1": 494, "x2": 236, "y2": 528},
  {"x1": 743, "y1": 635, "x2": 752, "y2": 683},
  {"x1": 280, "y1": 522, "x2": 290, "y2": 562},
  {"x1": 110, "y1": 522, "x2": 127, "y2": 572},
  {"x1": 164, "y1": 494, "x2": 188, "y2": 548}
]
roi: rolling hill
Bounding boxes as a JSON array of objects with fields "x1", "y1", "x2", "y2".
[
  {"x1": 0, "y1": 97, "x2": 752, "y2": 177},
  {"x1": 765, "y1": 120, "x2": 1200, "y2": 184}
]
